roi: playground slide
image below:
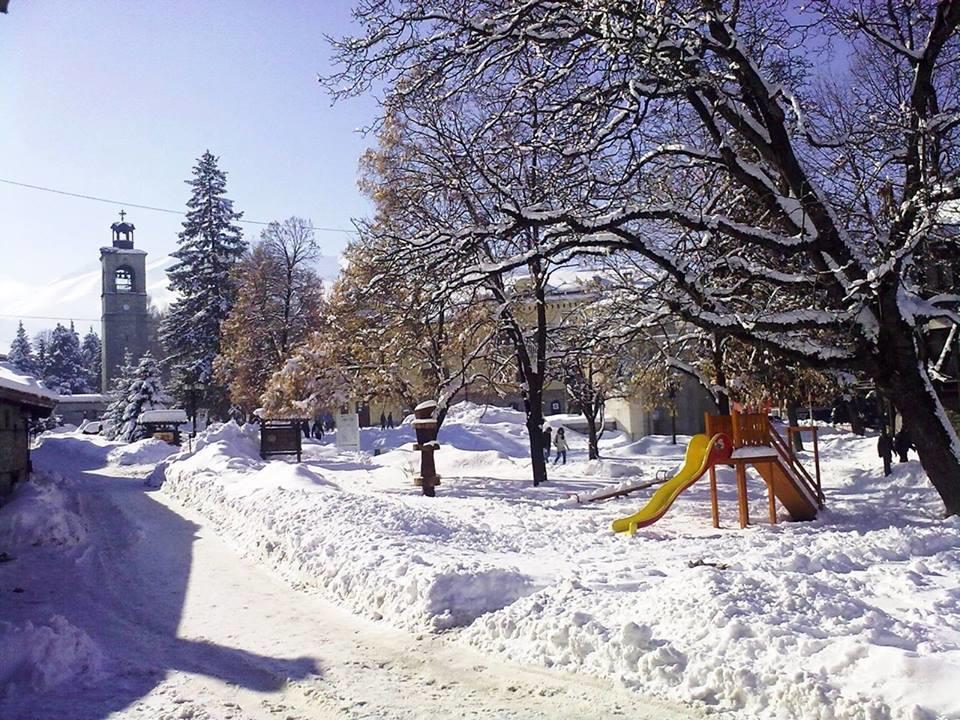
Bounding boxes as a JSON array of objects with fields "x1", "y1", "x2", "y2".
[
  {"x1": 611, "y1": 434, "x2": 726, "y2": 535},
  {"x1": 754, "y1": 460, "x2": 818, "y2": 521}
]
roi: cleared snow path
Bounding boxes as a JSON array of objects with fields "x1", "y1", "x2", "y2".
[{"x1": 0, "y1": 442, "x2": 698, "y2": 720}]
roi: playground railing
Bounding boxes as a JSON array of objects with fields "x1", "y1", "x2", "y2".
[
  {"x1": 766, "y1": 422, "x2": 824, "y2": 507},
  {"x1": 733, "y1": 412, "x2": 769, "y2": 447}
]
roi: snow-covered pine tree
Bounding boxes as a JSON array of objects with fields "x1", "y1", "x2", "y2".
[
  {"x1": 34, "y1": 336, "x2": 48, "y2": 378},
  {"x1": 117, "y1": 353, "x2": 169, "y2": 443},
  {"x1": 80, "y1": 327, "x2": 102, "y2": 393},
  {"x1": 102, "y1": 352, "x2": 136, "y2": 440},
  {"x1": 160, "y1": 150, "x2": 246, "y2": 417},
  {"x1": 44, "y1": 322, "x2": 88, "y2": 394},
  {"x1": 7, "y1": 321, "x2": 37, "y2": 375}
]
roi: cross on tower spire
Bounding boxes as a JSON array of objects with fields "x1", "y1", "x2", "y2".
[{"x1": 119, "y1": 209, "x2": 127, "y2": 222}]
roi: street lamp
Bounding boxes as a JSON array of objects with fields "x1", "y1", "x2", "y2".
[{"x1": 187, "y1": 381, "x2": 202, "y2": 438}]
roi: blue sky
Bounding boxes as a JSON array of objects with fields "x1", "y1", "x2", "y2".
[{"x1": 0, "y1": 1, "x2": 377, "y2": 345}]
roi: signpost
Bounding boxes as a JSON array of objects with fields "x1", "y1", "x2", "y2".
[
  {"x1": 260, "y1": 419, "x2": 305, "y2": 462},
  {"x1": 335, "y1": 412, "x2": 360, "y2": 451}
]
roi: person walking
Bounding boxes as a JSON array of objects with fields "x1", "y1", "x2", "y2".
[
  {"x1": 387, "y1": 412, "x2": 394, "y2": 429},
  {"x1": 312, "y1": 418, "x2": 324, "y2": 440},
  {"x1": 894, "y1": 427, "x2": 913, "y2": 463},
  {"x1": 553, "y1": 427, "x2": 568, "y2": 465},
  {"x1": 380, "y1": 412, "x2": 387, "y2": 430},
  {"x1": 878, "y1": 427, "x2": 893, "y2": 476},
  {"x1": 541, "y1": 425, "x2": 552, "y2": 463}
]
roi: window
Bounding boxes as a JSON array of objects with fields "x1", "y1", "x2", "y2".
[{"x1": 115, "y1": 267, "x2": 133, "y2": 293}]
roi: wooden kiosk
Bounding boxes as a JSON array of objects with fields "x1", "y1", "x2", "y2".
[{"x1": 704, "y1": 412, "x2": 824, "y2": 529}]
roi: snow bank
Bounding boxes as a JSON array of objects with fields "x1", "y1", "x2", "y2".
[
  {"x1": 107, "y1": 437, "x2": 178, "y2": 467},
  {"x1": 0, "y1": 473, "x2": 86, "y2": 548},
  {"x1": 160, "y1": 420, "x2": 537, "y2": 631},
  {"x1": 0, "y1": 616, "x2": 102, "y2": 698},
  {"x1": 144, "y1": 407, "x2": 960, "y2": 719},
  {"x1": 33, "y1": 434, "x2": 115, "y2": 468}
]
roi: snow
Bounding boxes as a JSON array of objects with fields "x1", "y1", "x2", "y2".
[
  {"x1": 0, "y1": 616, "x2": 103, "y2": 699},
  {"x1": 0, "y1": 472, "x2": 87, "y2": 548},
  {"x1": 6, "y1": 405, "x2": 960, "y2": 719},
  {"x1": 107, "y1": 437, "x2": 179, "y2": 467},
  {"x1": 730, "y1": 446, "x2": 778, "y2": 459},
  {"x1": 1, "y1": 415, "x2": 680, "y2": 720},
  {"x1": 0, "y1": 361, "x2": 57, "y2": 402},
  {"x1": 137, "y1": 408, "x2": 188, "y2": 424}
]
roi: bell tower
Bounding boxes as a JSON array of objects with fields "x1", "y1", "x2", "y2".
[{"x1": 100, "y1": 210, "x2": 150, "y2": 391}]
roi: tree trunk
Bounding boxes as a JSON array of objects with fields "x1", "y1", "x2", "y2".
[
  {"x1": 585, "y1": 410, "x2": 600, "y2": 460},
  {"x1": 524, "y1": 374, "x2": 548, "y2": 486},
  {"x1": 786, "y1": 399, "x2": 804, "y2": 452},
  {"x1": 526, "y1": 415, "x2": 548, "y2": 486},
  {"x1": 712, "y1": 335, "x2": 730, "y2": 415},
  {"x1": 877, "y1": 291, "x2": 960, "y2": 516}
]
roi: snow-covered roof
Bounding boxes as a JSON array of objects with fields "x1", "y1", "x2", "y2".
[
  {"x1": 138, "y1": 409, "x2": 189, "y2": 424},
  {"x1": 0, "y1": 361, "x2": 58, "y2": 408},
  {"x1": 99, "y1": 246, "x2": 148, "y2": 256},
  {"x1": 55, "y1": 394, "x2": 110, "y2": 403}
]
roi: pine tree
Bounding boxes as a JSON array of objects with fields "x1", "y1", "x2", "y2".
[
  {"x1": 102, "y1": 352, "x2": 136, "y2": 440},
  {"x1": 160, "y1": 150, "x2": 246, "y2": 417},
  {"x1": 34, "y1": 336, "x2": 48, "y2": 378},
  {"x1": 117, "y1": 354, "x2": 168, "y2": 443},
  {"x1": 7, "y1": 321, "x2": 37, "y2": 375},
  {"x1": 80, "y1": 327, "x2": 103, "y2": 393},
  {"x1": 44, "y1": 322, "x2": 87, "y2": 394}
]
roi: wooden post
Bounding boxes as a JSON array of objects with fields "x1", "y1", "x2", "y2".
[
  {"x1": 731, "y1": 410, "x2": 741, "y2": 449},
  {"x1": 736, "y1": 462, "x2": 749, "y2": 528},
  {"x1": 709, "y1": 465, "x2": 720, "y2": 529},
  {"x1": 767, "y1": 462, "x2": 777, "y2": 524},
  {"x1": 812, "y1": 426, "x2": 823, "y2": 507}
]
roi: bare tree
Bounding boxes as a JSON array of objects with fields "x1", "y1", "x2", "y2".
[{"x1": 327, "y1": 0, "x2": 960, "y2": 515}]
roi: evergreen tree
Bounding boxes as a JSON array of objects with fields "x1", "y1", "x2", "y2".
[
  {"x1": 34, "y1": 336, "x2": 48, "y2": 378},
  {"x1": 160, "y1": 150, "x2": 246, "y2": 417},
  {"x1": 80, "y1": 327, "x2": 103, "y2": 393},
  {"x1": 117, "y1": 353, "x2": 168, "y2": 443},
  {"x1": 44, "y1": 322, "x2": 87, "y2": 394},
  {"x1": 102, "y1": 352, "x2": 136, "y2": 440},
  {"x1": 7, "y1": 321, "x2": 37, "y2": 375}
]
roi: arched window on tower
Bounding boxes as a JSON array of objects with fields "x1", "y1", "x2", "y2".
[{"x1": 115, "y1": 266, "x2": 134, "y2": 293}]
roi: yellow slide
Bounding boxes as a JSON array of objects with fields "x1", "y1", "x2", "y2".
[{"x1": 612, "y1": 434, "x2": 721, "y2": 535}]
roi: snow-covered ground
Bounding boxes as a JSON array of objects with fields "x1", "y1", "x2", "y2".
[
  {"x1": 4, "y1": 405, "x2": 959, "y2": 719},
  {"x1": 0, "y1": 424, "x2": 690, "y2": 720}
]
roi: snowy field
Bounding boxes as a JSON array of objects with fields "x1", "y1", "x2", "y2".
[{"x1": 4, "y1": 404, "x2": 959, "y2": 719}]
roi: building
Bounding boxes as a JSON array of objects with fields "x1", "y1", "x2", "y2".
[
  {"x1": 360, "y1": 268, "x2": 715, "y2": 439},
  {"x1": 100, "y1": 212, "x2": 152, "y2": 391},
  {"x1": 0, "y1": 362, "x2": 57, "y2": 498},
  {"x1": 53, "y1": 393, "x2": 110, "y2": 427}
]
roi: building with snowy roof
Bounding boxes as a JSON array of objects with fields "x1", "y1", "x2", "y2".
[{"x1": 0, "y1": 362, "x2": 57, "y2": 498}]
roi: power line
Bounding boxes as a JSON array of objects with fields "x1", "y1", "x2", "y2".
[{"x1": 0, "y1": 177, "x2": 359, "y2": 234}]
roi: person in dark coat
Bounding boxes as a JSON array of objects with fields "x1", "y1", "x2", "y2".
[
  {"x1": 894, "y1": 427, "x2": 913, "y2": 463},
  {"x1": 380, "y1": 412, "x2": 387, "y2": 430},
  {"x1": 877, "y1": 428, "x2": 893, "y2": 476},
  {"x1": 312, "y1": 419, "x2": 324, "y2": 440},
  {"x1": 387, "y1": 412, "x2": 394, "y2": 429},
  {"x1": 301, "y1": 419, "x2": 311, "y2": 439},
  {"x1": 541, "y1": 425, "x2": 552, "y2": 462}
]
